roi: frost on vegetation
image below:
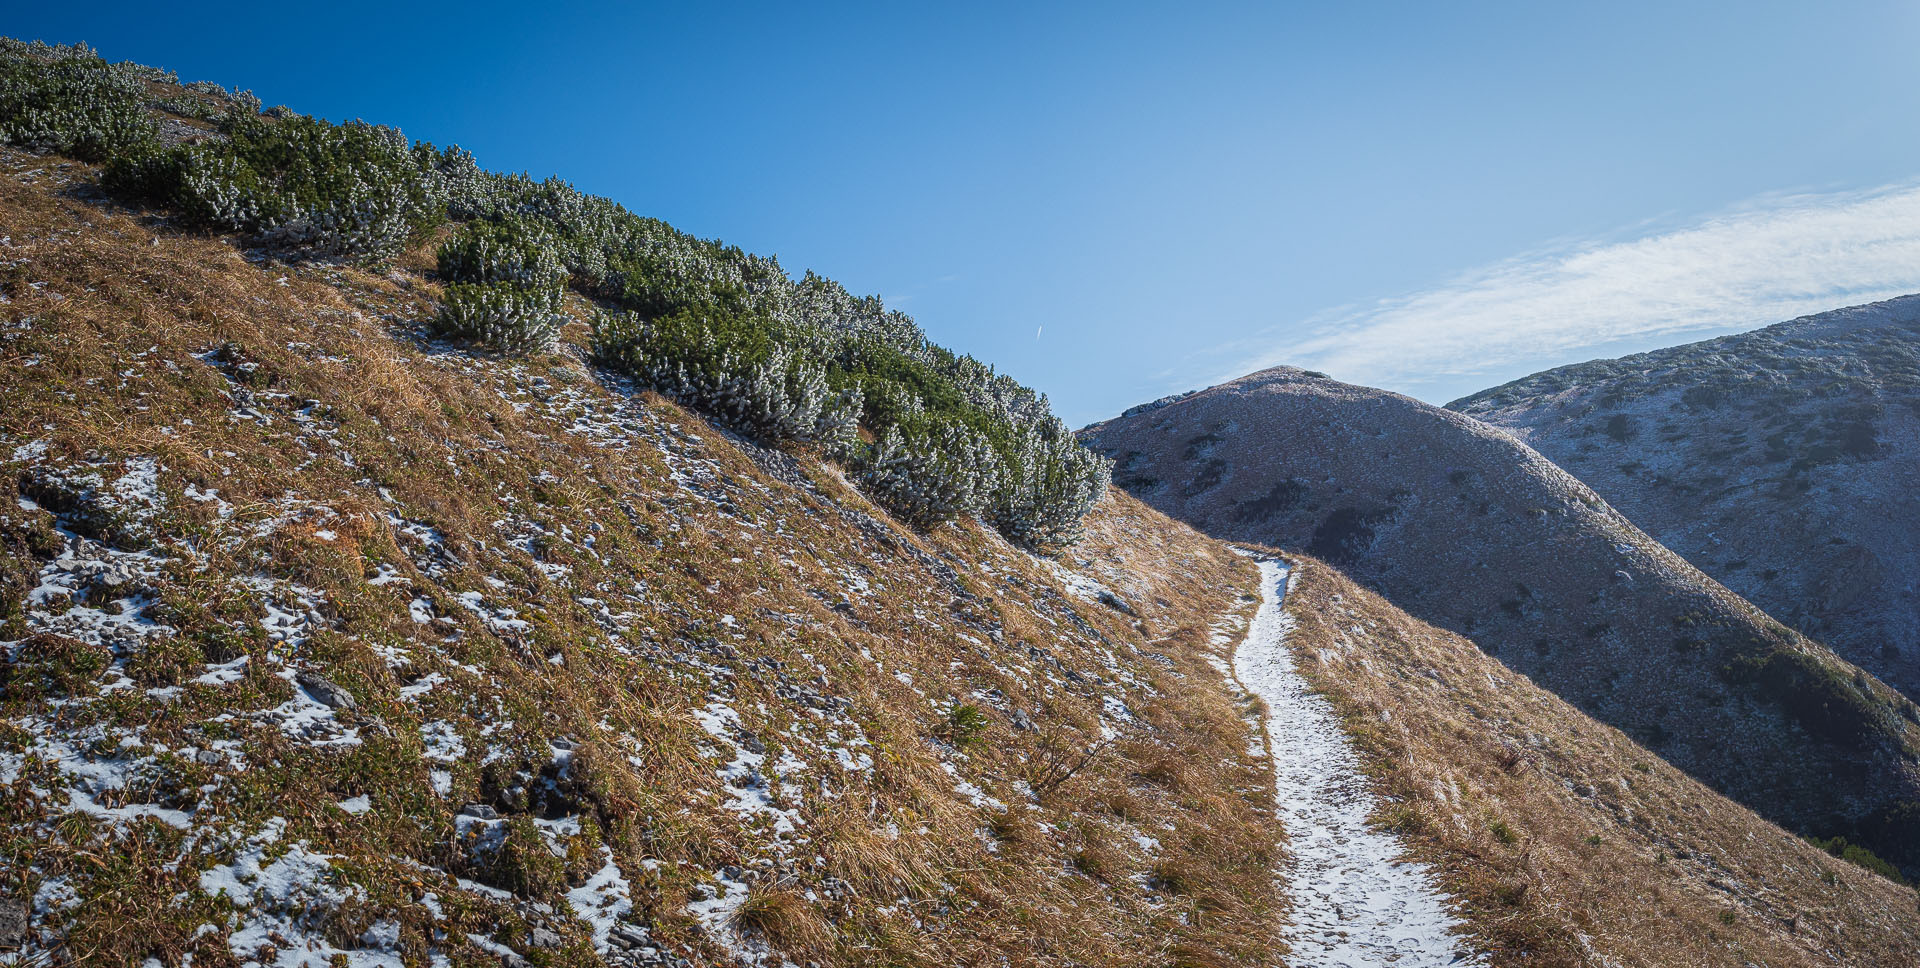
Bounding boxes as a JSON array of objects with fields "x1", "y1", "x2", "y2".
[
  {"x1": 566, "y1": 848, "x2": 636, "y2": 952},
  {"x1": 4, "y1": 32, "x2": 1111, "y2": 541},
  {"x1": 694, "y1": 701, "x2": 805, "y2": 838},
  {"x1": 103, "y1": 112, "x2": 455, "y2": 263},
  {"x1": 431, "y1": 217, "x2": 568, "y2": 354},
  {"x1": 454, "y1": 590, "x2": 532, "y2": 633},
  {"x1": 0, "y1": 41, "x2": 155, "y2": 162}
]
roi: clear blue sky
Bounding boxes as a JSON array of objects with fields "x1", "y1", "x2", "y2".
[{"x1": 14, "y1": 2, "x2": 1920, "y2": 424}]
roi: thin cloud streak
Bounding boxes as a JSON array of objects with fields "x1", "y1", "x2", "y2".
[{"x1": 1239, "y1": 182, "x2": 1920, "y2": 394}]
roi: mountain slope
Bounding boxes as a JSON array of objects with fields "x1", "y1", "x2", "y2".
[
  {"x1": 1281, "y1": 554, "x2": 1920, "y2": 967},
  {"x1": 1451, "y1": 295, "x2": 1920, "y2": 702},
  {"x1": 0, "y1": 148, "x2": 1287, "y2": 967},
  {"x1": 1083, "y1": 367, "x2": 1920, "y2": 874}
]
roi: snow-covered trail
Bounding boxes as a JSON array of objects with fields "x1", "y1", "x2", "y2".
[{"x1": 1234, "y1": 559, "x2": 1479, "y2": 967}]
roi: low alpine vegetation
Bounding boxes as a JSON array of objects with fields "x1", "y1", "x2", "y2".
[
  {"x1": 432, "y1": 218, "x2": 568, "y2": 352},
  {"x1": 0, "y1": 36, "x2": 1111, "y2": 548},
  {"x1": 105, "y1": 115, "x2": 448, "y2": 261},
  {"x1": 0, "y1": 40, "x2": 154, "y2": 161}
]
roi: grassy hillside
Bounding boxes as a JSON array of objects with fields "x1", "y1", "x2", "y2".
[
  {"x1": 0, "y1": 146, "x2": 1283, "y2": 967},
  {"x1": 1084, "y1": 366, "x2": 1920, "y2": 878},
  {"x1": 1281, "y1": 556, "x2": 1920, "y2": 967},
  {"x1": 1452, "y1": 295, "x2": 1920, "y2": 703}
]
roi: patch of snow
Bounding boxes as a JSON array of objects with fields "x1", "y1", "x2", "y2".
[
  {"x1": 199, "y1": 818, "x2": 403, "y2": 967},
  {"x1": 566, "y1": 849, "x2": 635, "y2": 951}
]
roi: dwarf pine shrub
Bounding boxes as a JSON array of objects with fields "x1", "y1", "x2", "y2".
[
  {"x1": 430, "y1": 219, "x2": 569, "y2": 354},
  {"x1": 437, "y1": 282, "x2": 564, "y2": 355},
  {"x1": 591, "y1": 308, "x2": 861, "y2": 451},
  {"x1": 437, "y1": 217, "x2": 567, "y2": 290},
  {"x1": 0, "y1": 36, "x2": 1110, "y2": 545},
  {"x1": 106, "y1": 115, "x2": 444, "y2": 262},
  {"x1": 988, "y1": 426, "x2": 1111, "y2": 550},
  {"x1": 860, "y1": 418, "x2": 1003, "y2": 526},
  {"x1": 0, "y1": 51, "x2": 156, "y2": 161}
]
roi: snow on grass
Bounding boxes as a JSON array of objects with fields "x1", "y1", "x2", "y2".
[
  {"x1": 0, "y1": 720, "x2": 195, "y2": 831},
  {"x1": 184, "y1": 482, "x2": 234, "y2": 518},
  {"x1": 199, "y1": 818, "x2": 405, "y2": 967},
  {"x1": 686, "y1": 871, "x2": 760, "y2": 963},
  {"x1": 940, "y1": 760, "x2": 1006, "y2": 811},
  {"x1": 236, "y1": 575, "x2": 325, "y2": 647},
  {"x1": 399, "y1": 672, "x2": 446, "y2": 700},
  {"x1": 1233, "y1": 559, "x2": 1482, "y2": 966},
  {"x1": 695, "y1": 700, "x2": 805, "y2": 838},
  {"x1": 262, "y1": 663, "x2": 360, "y2": 747},
  {"x1": 565, "y1": 848, "x2": 635, "y2": 952},
  {"x1": 454, "y1": 590, "x2": 532, "y2": 633},
  {"x1": 193, "y1": 654, "x2": 249, "y2": 686},
  {"x1": 421, "y1": 720, "x2": 466, "y2": 763}
]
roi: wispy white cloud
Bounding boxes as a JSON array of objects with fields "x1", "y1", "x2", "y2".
[{"x1": 1233, "y1": 182, "x2": 1920, "y2": 395}]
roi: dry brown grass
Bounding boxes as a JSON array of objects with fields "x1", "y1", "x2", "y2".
[
  {"x1": 0, "y1": 146, "x2": 1284, "y2": 967},
  {"x1": 1280, "y1": 554, "x2": 1920, "y2": 967},
  {"x1": 729, "y1": 884, "x2": 835, "y2": 959}
]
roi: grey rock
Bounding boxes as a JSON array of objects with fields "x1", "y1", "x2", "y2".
[
  {"x1": 295, "y1": 671, "x2": 356, "y2": 710},
  {"x1": 0, "y1": 896, "x2": 26, "y2": 945}
]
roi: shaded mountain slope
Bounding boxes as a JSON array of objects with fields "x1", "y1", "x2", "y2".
[
  {"x1": 0, "y1": 149, "x2": 1287, "y2": 967},
  {"x1": 1084, "y1": 367, "x2": 1920, "y2": 873},
  {"x1": 1281, "y1": 555, "x2": 1920, "y2": 967},
  {"x1": 1452, "y1": 295, "x2": 1920, "y2": 701}
]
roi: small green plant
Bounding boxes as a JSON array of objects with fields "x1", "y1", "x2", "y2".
[
  {"x1": 1489, "y1": 818, "x2": 1519, "y2": 845},
  {"x1": 1807, "y1": 834, "x2": 1910, "y2": 886},
  {"x1": 0, "y1": 633, "x2": 109, "y2": 700},
  {"x1": 945, "y1": 702, "x2": 990, "y2": 747}
]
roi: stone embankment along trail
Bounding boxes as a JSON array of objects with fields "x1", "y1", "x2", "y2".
[{"x1": 1234, "y1": 558, "x2": 1480, "y2": 967}]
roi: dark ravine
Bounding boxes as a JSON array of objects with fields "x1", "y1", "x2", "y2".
[
  {"x1": 1452, "y1": 295, "x2": 1920, "y2": 702},
  {"x1": 1084, "y1": 365, "x2": 1920, "y2": 873}
]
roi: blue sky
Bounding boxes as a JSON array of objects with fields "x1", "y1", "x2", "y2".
[{"x1": 15, "y1": 2, "x2": 1920, "y2": 424}]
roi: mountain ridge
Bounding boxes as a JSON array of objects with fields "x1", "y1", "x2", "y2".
[
  {"x1": 1453, "y1": 293, "x2": 1920, "y2": 703},
  {"x1": 1083, "y1": 364, "x2": 1920, "y2": 876}
]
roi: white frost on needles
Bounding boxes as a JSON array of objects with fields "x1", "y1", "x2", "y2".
[{"x1": 1232, "y1": 559, "x2": 1482, "y2": 967}]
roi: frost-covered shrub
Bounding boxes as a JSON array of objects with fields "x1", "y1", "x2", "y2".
[
  {"x1": 437, "y1": 218, "x2": 567, "y2": 290},
  {"x1": 435, "y1": 281, "x2": 564, "y2": 354},
  {"x1": 859, "y1": 418, "x2": 1003, "y2": 526},
  {"x1": 592, "y1": 308, "x2": 860, "y2": 450},
  {"x1": 988, "y1": 424, "x2": 1112, "y2": 550},
  {"x1": 105, "y1": 115, "x2": 445, "y2": 262},
  {"x1": 431, "y1": 219, "x2": 570, "y2": 355},
  {"x1": 157, "y1": 82, "x2": 266, "y2": 124},
  {"x1": 0, "y1": 53, "x2": 156, "y2": 161}
]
